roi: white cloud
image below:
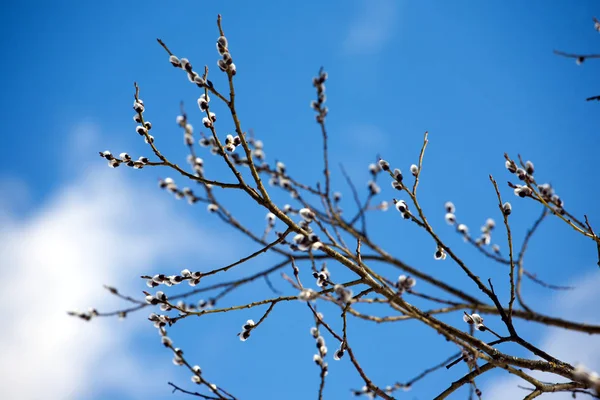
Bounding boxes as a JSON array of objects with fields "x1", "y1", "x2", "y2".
[
  {"x1": 0, "y1": 167, "x2": 221, "y2": 399},
  {"x1": 483, "y1": 272, "x2": 600, "y2": 399},
  {"x1": 343, "y1": 0, "x2": 399, "y2": 55},
  {"x1": 68, "y1": 119, "x2": 102, "y2": 157}
]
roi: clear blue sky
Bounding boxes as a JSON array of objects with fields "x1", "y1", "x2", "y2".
[{"x1": 1, "y1": 1, "x2": 599, "y2": 399}]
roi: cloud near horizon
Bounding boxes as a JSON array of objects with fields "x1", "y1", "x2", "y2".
[
  {"x1": 0, "y1": 166, "x2": 221, "y2": 399},
  {"x1": 482, "y1": 271, "x2": 600, "y2": 399}
]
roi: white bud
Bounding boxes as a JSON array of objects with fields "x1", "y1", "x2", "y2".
[{"x1": 169, "y1": 55, "x2": 180, "y2": 66}]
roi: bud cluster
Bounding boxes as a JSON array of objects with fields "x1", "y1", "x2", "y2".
[
  {"x1": 377, "y1": 201, "x2": 389, "y2": 211},
  {"x1": 292, "y1": 232, "x2": 321, "y2": 252},
  {"x1": 573, "y1": 364, "x2": 600, "y2": 395},
  {"x1": 333, "y1": 284, "x2": 353, "y2": 304},
  {"x1": 393, "y1": 199, "x2": 410, "y2": 219},
  {"x1": 537, "y1": 182, "x2": 564, "y2": 212},
  {"x1": 202, "y1": 112, "x2": 217, "y2": 129},
  {"x1": 198, "y1": 299, "x2": 217, "y2": 311},
  {"x1": 99, "y1": 150, "x2": 148, "y2": 169},
  {"x1": 67, "y1": 308, "x2": 99, "y2": 321},
  {"x1": 410, "y1": 164, "x2": 419, "y2": 176},
  {"x1": 506, "y1": 157, "x2": 566, "y2": 215},
  {"x1": 262, "y1": 160, "x2": 291, "y2": 189},
  {"x1": 190, "y1": 365, "x2": 203, "y2": 384},
  {"x1": 311, "y1": 69, "x2": 328, "y2": 123},
  {"x1": 145, "y1": 290, "x2": 169, "y2": 310},
  {"x1": 199, "y1": 134, "x2": 223, "y2": 156},
  {"x1": 290, "y1": 209, "x2": 322, "y2": 251},
  {"x1": 395, "y1": 275, "x2": 416, "y2": 294},
  {"x1": 390, "y1": 166, "x2": 404, "y2": 190},
  {"x1": 238, "y1": 319, "x2": 255, "y2": 342},
  {"x1": 463, "y1": 312, "x2": 485, "y2": 331},
  {"x1": 333, "y1": 341, "x2": 346, "y2": 361},
  {"x1": 505, "y1": 158, "x2": 535, "y2": 197},
  {"x1": 475, "y1": 218, "x2": 495, "y2": 247},
  {"x1": 168, "y1": 54, "x2": 206, "y2": 87},
  {"x1": 444, "y1": 201, "x2": 456, "y2": 225},
  {"x1": 444, "y1": 202, "x2": 501, "y2": 252},
  {"x1": 434, "y1": 246, "x2": 447, "y2": 260},
  {"x1": 197, "y1": 93, "x2": 210, "y2": 112},
  {"x1": 352, "y1": 384, "x2": 411, "y2": 398},
  {"x1": 265, "y1": 212, "x2": 277, "y2": 229},
  {"x1": 298, "y1": 288, "x2": 319, "y2": 301},
  {"x1": 176, "y1": 114, "x2": 195, "y2": 146},
  {"x1": 133, "y1": 98, "x2": 155, "y2": 144},
  {"x1": 216, "y1": 35, "x2": 237, "y2": 75},
  {"x1": 378, "y1": 159, "x2": 390, "y2": 172},
  {"x1": 187, "y1": 155, "x2": 205, "y2": 176},
  {"x1": 311, "y1": 326, "x2": 329, "y2": 376},
  {"x1": 162, "y1": 298, "x2": 215, "y2": 319},
  {"x1": 313, "y1": 264, "x2": 330, "y2": 288},
  {"x1": 148, "y1": 312, "x2": 172, "y2": 331},
  {"x1": 366, "y1": 163, "x2": 382, "y2": 195},
  {"x1": 513, "y1": 184, "x2": 533, "y2": 198},
  {"x1": 249, "y1": 138, "x2": 265, "y2": 161},
  {"x1": 145, "y1": 268, "x2": 203, "y2": 288},
  {"x1": 282, "y1": 204, "x2": 297, "y2": 215},
  {"x1": 262, "y1": 161, "x2": 291, "y2": 185},
  {"x1": 172, "y1": 347, "x2": 186, "y2": 366},
  {"x1": 266, "y1": 163, "x2": 300, "y2": 199},
  {"x1": 158, "y1": 177, "x2": 202, "y2": 205},
  {"x1": 224, "y1": 134, "x2": 242, "y2": 153},
  {"x1": 367, "y1": 180, "x2": 381, "y2": 196},
  {"x1": 369, "y1": 162, "x2": 381, "y2": 176}
]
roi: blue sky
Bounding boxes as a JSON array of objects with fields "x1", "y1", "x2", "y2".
[{"x1": 1, "y1": 1, "x2": 599, "y2": 399}]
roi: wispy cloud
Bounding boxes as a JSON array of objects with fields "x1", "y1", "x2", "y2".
[
  {"x1": 343, "y1": 0, "x2": 399, "y2": 55},
  {"x1": 482, "y1": 271, "x2": 600, "y2": 399},
  {"x1": 0, "y1": 166, "x2": 220, "y2": 399},
  {"x1": 336, "y1": 124, "x2": 389, "y2": 184}
]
